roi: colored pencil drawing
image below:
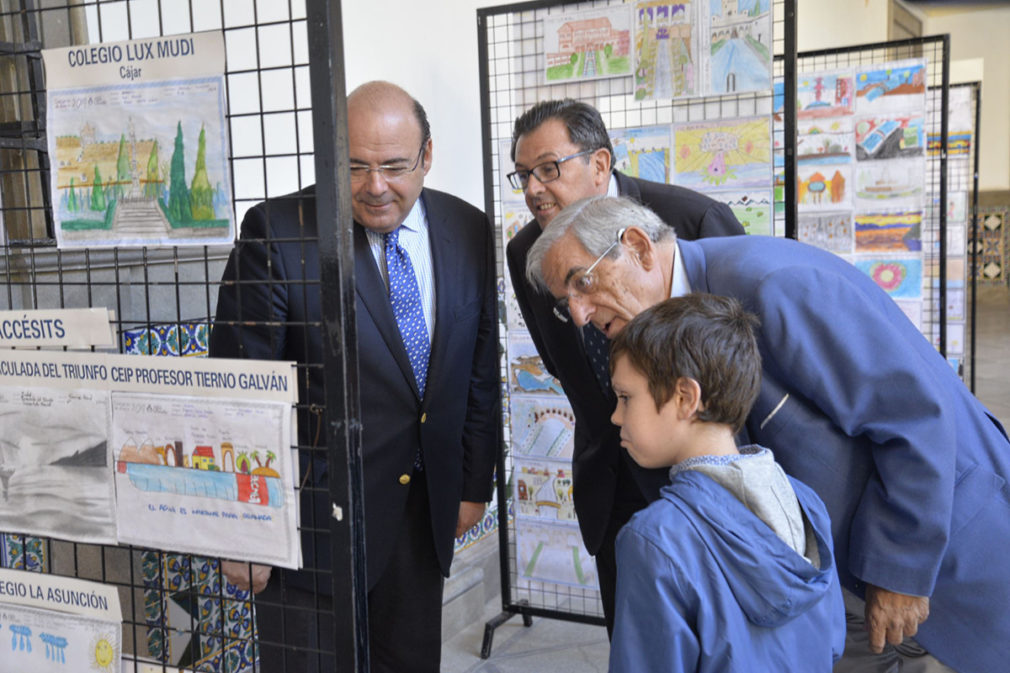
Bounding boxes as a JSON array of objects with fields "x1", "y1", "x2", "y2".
[
  {"x1": 797, "y1": 164, "x2": 851, "y2": 211},
  {"x1": 797, "y1": 118, "x2": 853, "y2": 165},
  {"x1": 854, "y1": 159, "x2": 924, "y2": 211},
  {"x1": 516, "y1": 519, "x2": 598, "y2": 589},
  {"x1": 927, "y1": 87, "x2": 972, "y2": 156},
  {"x1": 855, "y1": 211, "x2": 922, "y2": 252},
  {"x1": 673, "y1": 116, "x2": 772, "y2": 190},
  {"x1": 855, "y1": 60, "x2": 926, "y2": 113},
  {"x1": 634, "y1": 1, "x2": 698, "y2": 100},
  {"x1": 509, "y1": 334, "x2": 564, "y2": 396},
  {"x1": 544, "y1": 6, "x2": 634, "y2": 82},
  {"x1": 611, "y1": 124, "x2": 672, "y2": 183},
  {"x1": 798, "y1": 212, "x2": 853, "y2": 254},
  {"x1": 709, "y1": 189, "x2": 772, "y2": 235},
  {"x1": 855, "y1": 256, "x2": 922, "y2": 299},
  {"x1": 515, "y1": 460, "x2": 577, "y2": 522},
  {"x1": 855, "y1": 113, "x2": 925, "y2": 160},
  {"x1": 797, "y1": 71, "x2": 854, "y2": 118},
  {"x1": 895, "y1": 299, "x2": 922, "y2": 330},
  {"x1": 707, "y1": 0, "x2": 772, "y2": 95},
  {"x1": 509, "y1": 398, "x2": 575, "y2": 460}
]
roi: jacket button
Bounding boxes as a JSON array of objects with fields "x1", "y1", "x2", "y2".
[
  {"x1": 421, "y1": 412, "x2": 427, "y2": 423},
  {"x1": 398, "y1": 474, "x2": 411, "y2": 485}
]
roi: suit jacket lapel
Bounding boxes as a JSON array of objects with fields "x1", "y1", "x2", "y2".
[
  {"x1": 354, "y1": 223, "x2": 422, "y2": 398},
  {"x1": 677, "y1": 238, "x2": 709, "y2": 292}
]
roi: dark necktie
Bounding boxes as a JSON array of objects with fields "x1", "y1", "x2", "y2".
[
  {"x1": 384, "y1": 228, "x2": 430, "y2": 395},
  {"x1": 583, "y1": 323, "x2": 612, "y2": 394}
]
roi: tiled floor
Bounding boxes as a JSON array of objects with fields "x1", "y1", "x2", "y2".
[{"x1": 442, "y1": 285, "x2": 1010, "y2": 673}]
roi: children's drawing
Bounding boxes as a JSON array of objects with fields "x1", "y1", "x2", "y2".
[
  {"x1": 611, "y1": 125, "x2": 672, "y2": 183},
  {"x1": 946, "y1": 224, "x2": 966, "y2": 257},
  {"x1": 895, "y1": 299, "x2": 922, "y2": 330},
  {"x1": 932, "y1": 322, "x2": 965, "y2": 355},
  {"x1": 945, "y1": 191, "x2": 968, "y2": 223},
  {"x1": 855, "y1": 60, "x2": 926, "y2": 113},
  {"x1": 514, "y1": 460, "x2": 576, "y2": 522},
  {"x1": 855, "y1": 256, "x2": 922, "y2": 299},
  {"x1": 673, "y1": 116, "x2": 772, "y2": 191},
  {"x1": 509, "y1": 398, "x2": 575, "y2": 460},
  {"x1": 709, "y1": 189, "x2": 772, "y2": 235},
  {"x1": 927, "y1": 256, "x2": 966, "y2": 288},
  {"x1": 797, "y1": 118, "x2": 853, "y2": 165},
  {"x1": 855, "y1": 211, "x2": 922, "y2": 252},
  {"x1": 855, "y1": 113, "x2": 925, "y2": 160},
  {"x1": 854, "y1": 159, "x2": 924, "y2": 210},
  {"x1": 498, "y1": 139, "x2": 526, "y2": 207},
  {"x1": 797, "y1": 71, "x2": 854, "y2": 118},
  {"x1": 946, "y1": 288, "x2": 965, "y2": 321},
  {"x1": 634, "y1": 1, "x2": 698, "y2": 100},
  {"x1": 707, "y1": 0, "x2": 772, "y2": 95},
  {"x1": 111, "y1": 393, "x2": 299, "y2": 568},
  {"x1": 0, "y1": 606, "x2": 119, "y2": 673},
  {"x1": 797, "y1": 164, "x2": 851, "y2": 211},
  {"x1": 798, "y1": 212, "x2": 853, "y2": 254},
  {"x1": 0, "y1": 387, "x2": 115, "y2": 544},
  {"x1": 43, "y1": 33, "x2": 234, "y2": 248},
  {"x1": 516, "y1": 519, "x2": 598, "y2": 589},
  {"x1": 509, "y1": 333, "x2": 565, "y2": 397},
  {"x1": 927, "y1": 86, "x2": 972, "y2": 156},
  {"x1": 543, "y1": 6, "x2": 633, "y2": 83},
  {"x1": 502, "y1": 275, "x2": 527, "y2": 332}
]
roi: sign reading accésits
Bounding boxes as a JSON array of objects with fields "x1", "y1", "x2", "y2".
[{"x1": 0, "y1": 308, "x2": 115, "y2": 348}]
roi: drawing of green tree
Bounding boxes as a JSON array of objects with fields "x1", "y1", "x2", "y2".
[
  {"x1": 167, "y1": 122, "x2": 191, "y2": 223},
  {"x1": 90, "y1": 166, "x2": 106, "y2": 211},
  {"x1": 116, "y1": 133, "x2": 129, "y2": 198},
  {"x1": 144, "y1": 140, "x2": 161, "y2": 199},
  {"x1": 190, "y1": 125, "x2": 214, "y2": 220},
  {"x1": 67, "y1": 178, "x2": 78, "y2": 212}
]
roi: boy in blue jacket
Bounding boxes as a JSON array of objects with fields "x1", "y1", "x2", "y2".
[{"x1": 608, "y1": 294, "x2": 845, "y2": 672}]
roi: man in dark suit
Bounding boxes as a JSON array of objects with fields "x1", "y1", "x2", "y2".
[
  {"x1": 528, "y1": 195, "x2": 1010, "y2": 673},
  {"x1": 504, "y1": 99, "x2": 744, "y2": 631},
  {"x1": 210, "y1": 81, "x2": 499, "y2": 673}
]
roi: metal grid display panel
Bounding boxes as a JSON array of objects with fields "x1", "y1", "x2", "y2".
[
  {"x1": 0, "y1": 1, "x2": 352, "y2": 671},
  {"x1": 480, "y1": 0, "x2": 787, "y2": 627}
]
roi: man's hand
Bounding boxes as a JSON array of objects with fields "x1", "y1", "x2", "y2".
[
  {"x1": 456, "y1": 501, "x2": 486, "y2": 538},
  {"x1": 865, "y1": 583, "x2": 930, "y2": 653},
  {"x1": 222, "y1": 561, "x2": 272, "y2": 594}
]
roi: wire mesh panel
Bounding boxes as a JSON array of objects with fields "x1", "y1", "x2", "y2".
[
  {"x1": 478, "y1": 0, "x2": 786, "y2": 632},
  {"x1": 0, "y1": 1, "x2": 363, "y2": 671}
]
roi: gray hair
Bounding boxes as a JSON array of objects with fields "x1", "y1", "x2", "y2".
[{"x1": 525, "y1": 196, "x2": 676, "y2": 292}]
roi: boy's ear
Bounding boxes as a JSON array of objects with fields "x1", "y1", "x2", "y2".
[{"x1": 674, "y1": 377, "x2": 703, "y2": 420}]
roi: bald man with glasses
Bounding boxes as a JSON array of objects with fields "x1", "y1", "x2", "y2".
[
  {"x1": 212, "y1": 81, "x2": 498, "y2": 672},
  {"x1": 504, "y1": 99, "x2": 745, "y2": 633}
]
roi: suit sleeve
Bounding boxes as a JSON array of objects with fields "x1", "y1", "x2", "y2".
[
  {"x1": 460, "y1": 213, "x2": 502, "y2": 503},
  {"x1": 698, "y1": 201, "x2": 746, "y2": 238},
  {"x1": 610, "y1": 527, "x2": 699, "y2": 673},
  {"x1": 210, "y1": 204, "x2": 289, "y2": 361},
  {"x1": 753, "y1": 266, "x2": 956, "y2": 597}
]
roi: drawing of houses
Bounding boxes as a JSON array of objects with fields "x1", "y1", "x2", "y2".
[
  {"x1": 191, "y1": 445, "x2": 216, "y2": 470},
  {"x1": 546, "y1": 16, "x2": 630, "y2": 69}
]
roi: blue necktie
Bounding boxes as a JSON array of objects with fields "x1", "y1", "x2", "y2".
[{"x1": 385, "y1": 228, "x2": 430, "y2": 396}]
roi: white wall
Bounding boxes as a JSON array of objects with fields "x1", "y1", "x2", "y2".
[
  {"x1": 796, "y1": 0, "x2": 890, "y2": 51},
  {"x1": 923, "y1": 7, "x2": 1010, "y2": 191}
]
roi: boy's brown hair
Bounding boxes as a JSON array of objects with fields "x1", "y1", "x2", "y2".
[{"x1": 610, "y1": 293, "x2": 761, "y2": 433}]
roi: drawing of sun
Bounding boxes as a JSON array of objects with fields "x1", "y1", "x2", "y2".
[
  {"x1": 91, "y1": 634, "x2": 116, "y2": 671},
  {"x1": 675, "y1": 119, "x2": 771, "y2": 187}
]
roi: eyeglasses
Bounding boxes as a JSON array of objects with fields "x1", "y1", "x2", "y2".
[
  {"x1": 552, "y1": 227, "x2": 627, "y2": 323},
  {"x1": 507, "y1": 149, "x2": 595, "y2": 191},
  {"x1": 349, "y1": 144, "x2": 425, "y2": 182}
]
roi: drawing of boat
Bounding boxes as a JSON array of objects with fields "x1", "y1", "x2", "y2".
[{"x1": 116, "y1": 460, "x2": 283, "y2": 508}]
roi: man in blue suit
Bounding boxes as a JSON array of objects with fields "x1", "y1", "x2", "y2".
[
  {"x1": 526, "y1": 195, "x2": 1009, "y2": 673},
  {"x1": 211, "y1": 81, "x2": 499, "y2": 672}
]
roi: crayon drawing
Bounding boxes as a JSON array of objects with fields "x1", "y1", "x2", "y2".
[
  {"x1": 673, "y1": 116, "x2": 772, "y2": 191},
  {"x1": 798, "y1": 212, "x2": 853, "y2": 254},
  {"x1": 509, "y1": 334, "x2": 564, "y2": 396},
  {"x1": 707, "y1": 0, "x2": 772, "y2": 95},
  {"x1": 0, "y1": 603, "x2": 120, "y2": 673},
  {"x1": 854, "y1": 159, "x2": 924, "y2": 210},
  {"x1": 797, "y1": 71, "x2": 854, "y2": 118},
  {"x1": 543, "y1": 6, "x2": 633, "y2": 83},
  {"x1": 855, "y1": 257, "x2": 922, "y2": 299},
  {"x1": 509, "y1": 398, "x2": 575, "y2": 460},
  {"x1": 611, "y1": 125, "x2": 672, "y2": 183},
  {"x1": 514, "y1": 460, "x2": 576, "y2": 522},
  {"x1": 516, "y1": 519, "x2": 598, "y2": 589},
  {"x1": 0, "y1": 387, "x2": 116, "y2": 544},
  {"x1": 709, "y1": 190, "x2": 772, "y2": 235},
  {"x1": 855, "y1": 211, "x2": 922, "y2": 252},
  {"x1": 927, "y1": 86, "x2": 972, "y2": 156},
  {"x1": 797, "y1": 164, "x2": 851, "y2": 211},
  {"x1": 797, "y1": 118, "x2": 853, "y2": 165},
  {"x1": 855, "y1": 60, "x2": 926, "y2": 113},
  {"x1": 855, "y1": 113, "x2": 925, "y2": 160},
  {"x1": 634, "y1": 1, "x2": 698, "y2": 100}
]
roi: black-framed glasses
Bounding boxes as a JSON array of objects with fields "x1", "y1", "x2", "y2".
[
  {"x1": 507, "y1": 149, "x2": 595, "y2": 191},
  {"x1": 552, "y1": 227, "x2": 627, "y2": 323},
  {"x1": 349, "y1": 143, "x2": 425, "y2": 182}
]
